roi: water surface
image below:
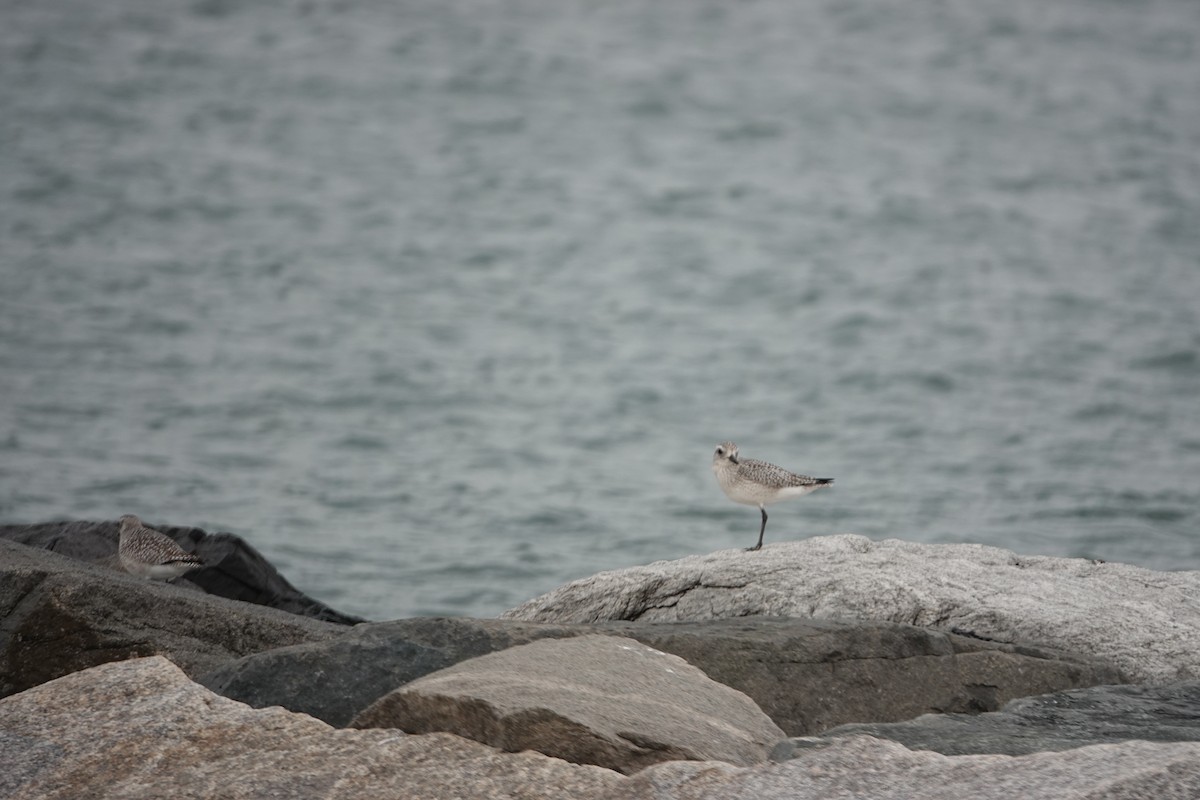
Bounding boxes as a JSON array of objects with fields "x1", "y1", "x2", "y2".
[{"x1": 2, "y1": 0, "x2": 1198, "y2": 619}]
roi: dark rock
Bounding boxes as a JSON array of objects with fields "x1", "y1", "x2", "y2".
[
  {"x1": 0, "y1": 520, "x2": 364, "y2": 624},
  {"x1": 600, "y1": 616, "x2": 1123, "y2": 736},
  {"x1": 349, "y1": 635, "x2": 786, "y2": 774},
  {"x1": 0, "y1": 538, "x2": 344, "y2": 698},
  {"x1": 202, "y1": 615, "x2": 1121, "y2": 736},
  {"x1": 200, "y1": 616, "x2": 587, "y2": 727},
  {"x1": 772, "y1": 681, "x2": 1200, "y2": 759}
]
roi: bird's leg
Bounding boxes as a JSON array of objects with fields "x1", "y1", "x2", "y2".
[{"x1": 746, "y1": 508, "x2": 767, "y2": 551}]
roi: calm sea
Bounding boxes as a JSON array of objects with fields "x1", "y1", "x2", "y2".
[{"x1": 2, "y1": 0, "x2": 1198, "y2": 620}]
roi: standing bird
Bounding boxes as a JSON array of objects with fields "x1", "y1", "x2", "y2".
[
  {"x1": 711, "y1": 441, "x2": 833, "y2": 551},
  {"x1": 117, "y1": 514, "x2": 205, "y2": 580}
]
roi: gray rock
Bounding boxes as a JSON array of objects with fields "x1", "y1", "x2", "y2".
[
  {"x1": 203, "y1": 616, "x2": 1118, "y2": 735},
  {"x1": 4, "y1": 655, "x2": 1198, "y2": 800},
  {"x1": 502, "y1": 535, "x2": 1200, "y2": 683},
  {"x1": 0, "y1": 656, "x2": 622, "y2": 800},
  {"x1": 350, "y1": 635, "x2": 787, "y2": 774},
  {"x1": 620, "y1": 735, "x2": 1200, "y2": 800},
  {"x1": 772, "y1": 681, "x2": 1200, "y2": 759},
  {"x1": 0, "y1": 538, "x2": 344, "y2": 698},
  {"x1": 0, "y1": 520, "x2": 364, "y2": 624}
]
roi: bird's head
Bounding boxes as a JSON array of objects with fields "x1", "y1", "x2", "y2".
[{"x1": 713, "y1": 441, "x2": 739, "y2": 466}]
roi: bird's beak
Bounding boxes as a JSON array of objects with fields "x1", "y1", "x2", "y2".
[{"x1": 729, "y1": 454, "x2": 738, "y2": 464}]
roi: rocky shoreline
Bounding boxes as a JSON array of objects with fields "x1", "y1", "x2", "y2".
[{"x1": 3, "y1": 523, "x2": 1200, "y2": 798}]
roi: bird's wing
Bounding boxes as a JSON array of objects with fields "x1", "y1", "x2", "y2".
[{"x1": 739, "y1": 458, "x2": 826, "y2": 488}]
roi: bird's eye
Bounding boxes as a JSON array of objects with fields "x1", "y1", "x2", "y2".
[{"x1": 716, "y1": 447, "x2": 724, "y2": 455}]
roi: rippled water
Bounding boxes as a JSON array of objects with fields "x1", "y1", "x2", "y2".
[{"x1": 2, "y1": 0, "x2": 1199, "y2": 620}]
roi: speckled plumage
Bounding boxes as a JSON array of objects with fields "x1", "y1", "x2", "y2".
[
  {"x1": 118, "y1": 514, "x2": 205, "y2": 581},
  {"x1": 711, "y1": 442, "x2": 832, "y2": 551}
]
